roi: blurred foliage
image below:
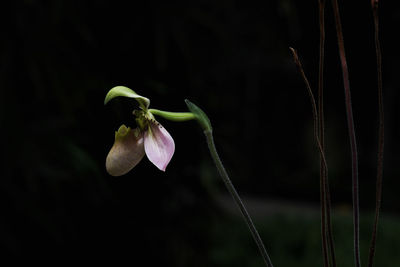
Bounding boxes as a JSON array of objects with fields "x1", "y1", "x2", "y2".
[
  {"x1": 1, "y1": 0, "x2": 400, "y2": 265},
  {"x1": 209, "y1": 209, "x2": 400, "y2": 267}
]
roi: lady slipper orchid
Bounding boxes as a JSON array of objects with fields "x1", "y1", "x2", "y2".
[{"x1": 104, "y1": 86, "x2": 175, "y2": 176}]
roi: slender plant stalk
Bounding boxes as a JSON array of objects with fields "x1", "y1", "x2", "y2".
[
  {"x1": 368, "y1": 1, "x2": 384, "y2": 266},
  {"x1": 204, "y1": 130, "x2": 274, "y2": 267},
  {"x1": 330, "y1": 1, "x2": 361, "y2": 267},
  {"x1": 185, "y1": 99, "x2": 273, "y2": 267},
  {"x1": 290, "y1": 47, "x2": 331, "y2": 267},
  {"x1": 317, "y1": 0, "x2": 326, "y2": 151},
  {"x1": 318, "y1": 1, "x2": 337, "y2": 266},
  {"x1": 317, "y1": 2, "x2": 329, "y2": 267}
]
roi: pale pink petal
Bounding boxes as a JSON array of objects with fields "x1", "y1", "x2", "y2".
[
  {"x1": 144, "y1": 121, "x2": 175, "y2": 171},
  {"x1": 106, "y1": 125, "x2": 145, "y2": 176}
]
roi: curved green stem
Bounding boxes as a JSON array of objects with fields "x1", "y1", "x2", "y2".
[
  {"x1": 185, "y1": 99, "x2": 273, "y2": 267},
  {"x1": 149, "y1": 109, "x2": 196, "y2": 121},
  {"x1": 204, "y1": 130, "x2": 274, "y2": 267}
]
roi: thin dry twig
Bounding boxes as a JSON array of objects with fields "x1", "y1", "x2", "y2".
[
  {"x1": 330, "y1": 1, "x2": 361, "y2": 266},
  {"x1": 368, "y1": 1, "x2": 384, "y2": 266},
  {"x1": 290, "y1": 47, "x2": 333, "y2": 267},
  {"x1": 318, "y1": 1, "x2": 337, "y2": 266}
]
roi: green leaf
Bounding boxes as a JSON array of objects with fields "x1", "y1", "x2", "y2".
[
  {"x1": 184, "y1": 99, "x2": 212, "y2": 132},
  {"x1": 104, "y1": 86, "x2": 150, "y2": 110}
]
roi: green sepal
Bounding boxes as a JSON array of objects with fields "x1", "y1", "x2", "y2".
[
  {"x1": 104, "y1": 86, "x2": 150, "y2": 110},
  {"x1": 184, "y1": 99, "x2": 212, "y2": 132},
  {"x1": 149, "y1": 109, "x2": 196, "y2": 122}
]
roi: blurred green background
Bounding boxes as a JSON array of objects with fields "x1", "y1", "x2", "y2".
[{"x1": 1, "y1": 0, "x2": 400, "y2": 265}]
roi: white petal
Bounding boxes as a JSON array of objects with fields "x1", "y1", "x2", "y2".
[{"x1": 144, "y1": 121, "x2": 175, "y2": 171}]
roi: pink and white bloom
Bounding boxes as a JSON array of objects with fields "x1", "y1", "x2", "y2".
[{"x1": 105, "y1": 86, "x2": 175, "y2": 176}]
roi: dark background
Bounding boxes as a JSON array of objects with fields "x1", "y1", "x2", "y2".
[{"x1": 1, "y1": 0, "x2": 400, "y2": 266}]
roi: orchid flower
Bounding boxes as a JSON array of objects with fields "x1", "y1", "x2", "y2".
[
  {"x1": 104, "y1": 90, "x2": 273, "y2": 266},
  {"x1": 104, "y1": 86, "x2": 194, "y2": 176}
]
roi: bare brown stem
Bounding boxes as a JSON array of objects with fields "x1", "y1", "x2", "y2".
[
  {"x1": 290, "y1": 47, "x2": 330, "y2": 267},
  {"x1": 318, "y1": 1, "x2": 337, "y2": 266},
  {"x1": 368, "y1": 1, "x2": 384, "y2": 266},
  {"x1": 330, "y1": 1, "x2": 361, "y2": 266}
]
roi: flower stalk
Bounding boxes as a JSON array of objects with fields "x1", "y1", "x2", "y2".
[
  {"x1": 148, "y1": 109, "x2": 196, "y2": 122},
  {"x1": 185, "y1": 99, "x2": 274, "y2": 267}
]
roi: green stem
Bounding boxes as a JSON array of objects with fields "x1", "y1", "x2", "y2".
[
  {"x1": 149, "y1": 109, "x2": 196, "y2": 121},
  {"x1": 185, "y1": 99, "x2": 273, "y2": 266},
  {"x1": 204, "y1": 129, "x2": 274, "y2": 267}
]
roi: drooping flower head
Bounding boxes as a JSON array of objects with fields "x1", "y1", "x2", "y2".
[{"x1": 104, "y1": 86, "x2": 175, "y2": 176}]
